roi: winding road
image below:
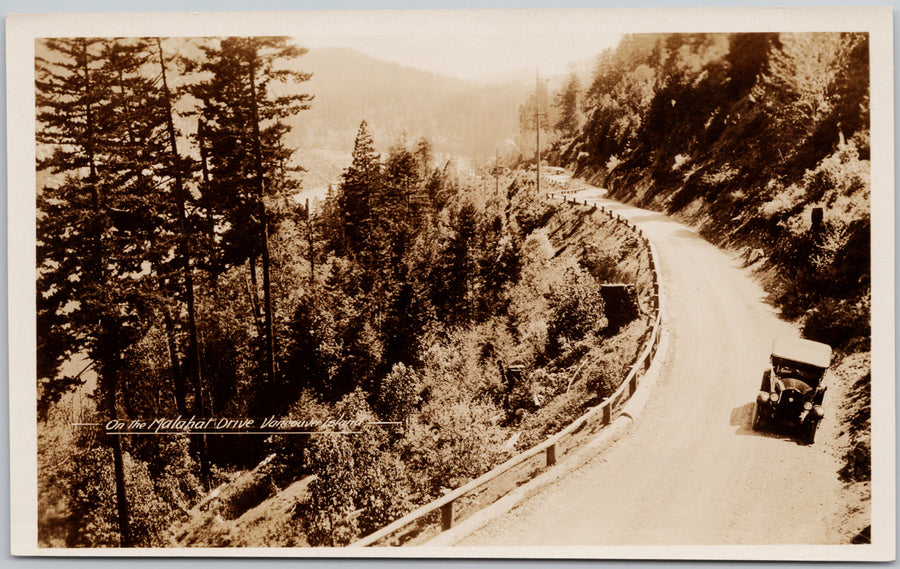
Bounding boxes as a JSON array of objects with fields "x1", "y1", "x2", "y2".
[{"x1": 459, "y1": 187, "x2": 846, "y2": 546}]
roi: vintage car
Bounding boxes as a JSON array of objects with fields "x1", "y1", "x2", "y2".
[{"x1": 751, "y1": 335, "x2": 832, "y2": 444}]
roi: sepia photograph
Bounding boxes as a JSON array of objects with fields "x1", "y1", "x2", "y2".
[{"x1": 7, "y1": 6, "x2": 895, "y2": 560}]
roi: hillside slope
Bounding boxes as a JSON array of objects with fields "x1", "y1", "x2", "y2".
[
  {"x1": 548, "y1": 32, "x2": 872, "y2": 537},
  {"x1": 167, "y1": 179, "x2": 655, "y2": 547}
]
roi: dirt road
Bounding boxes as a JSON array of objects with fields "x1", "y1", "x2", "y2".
[{"x1": 460, "y1": 188, "x2": 847, "y2": 545}]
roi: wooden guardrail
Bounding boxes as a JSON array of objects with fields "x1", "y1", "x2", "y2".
[{"x1": 351, "y1": 192, "x2": 664, "y2": 547}]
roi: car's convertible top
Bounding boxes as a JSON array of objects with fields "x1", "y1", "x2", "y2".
[{"x1": 771, "y1": 335, "x2": 832, "y2": 369}]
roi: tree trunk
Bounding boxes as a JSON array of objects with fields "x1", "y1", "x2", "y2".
[
  {"x1": 248, "y1": 254, "x2": 261, "y2": 312},
  {"x1": 80, "y1": 40, "x2": 133, "y2": 546},
  {"x1": 157, "y1": 38, "x2": 210, "y2": 491},
  {"x1": 197, "y1": 119, "x2": 220, "y2": 284},
  {"x1": 246, "y1": 257, "x2": 264, "y2": 337},
  {"x1": 162, "y1": 305, "x2": 189, "y2": 416},
  {"x1": 105, "y1": 348, "x2": 133, "y2": 546},
  {"x1": 247, "y1": 43, "x2": 277, "y2": 395}
]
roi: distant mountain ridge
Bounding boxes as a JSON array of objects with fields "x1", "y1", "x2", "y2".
[{"x1": 283, "y1": 47, "x2": 526, "y2": 160}]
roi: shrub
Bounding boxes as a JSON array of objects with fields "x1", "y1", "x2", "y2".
[
  {"x1": 802, "y1": 292, "x2": 871, "y2": 350},
  {"x1": 65, "y1": 446, "x2": 177, "y2": 547},
  {"x1": 375, "y1": 362, "x2": 422, "y2": 424},
  {"x1": 400, "y1": 398, "x2": 505, "y2": 498},
  {"x1": 840, "y1": 370, "x2": 871, "y2": 482},
  {"x1": 300, "y1": 390, "x2": 411, "y2": 546},
  {"x1": 546, "y1": 267, "x2": 607, "y2": 355},
  {"x1": 267, "y1": 391, "x2": 329, "y2": 486}
]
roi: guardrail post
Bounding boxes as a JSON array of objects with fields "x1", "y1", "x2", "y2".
[
  {"x1": 602, "y1": 403, "x2": 611, "y2": 425},
  {"x1": 441, "y1": 502, "x2": 453, "y2": 531},
  {"x1": 630, "y1": 373, "x2": 638, "y2": 394},
  {"x1": 546, "y1": 443, "x2": 557, "y2": 467}
]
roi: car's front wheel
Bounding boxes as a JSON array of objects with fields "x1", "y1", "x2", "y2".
[
  {"x1": 801, "y1": 420, "x2": 818, "y2": 445},
  {"x1": 751, "y1": 402, "x2": 764, "y2": 431}
]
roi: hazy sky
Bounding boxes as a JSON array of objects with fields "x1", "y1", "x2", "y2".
[
  {"x1": 303, "y1": 31, "x2": 621, "y2": 81},
  {"x1": 286, "y1": 10, "x2": 622, "y2": 81}
]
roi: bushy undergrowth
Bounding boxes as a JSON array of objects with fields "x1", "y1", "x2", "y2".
[
  {"x1": 65, "y1": 441, "x2": 200, "y2": 547},
  {"x1": 39, "y1": 396, "x2": 204, "y2": 547},
  {"x1": 277, "y1": 162, "x2": 653, "y2": 545}
]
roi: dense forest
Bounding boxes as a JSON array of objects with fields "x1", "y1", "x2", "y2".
[
  {"x1": 36, "y1": 36, "x2": 651, "y2": 547},
  {"x1": 545, "y1": 33, "x2": 871, "y2": 485}
]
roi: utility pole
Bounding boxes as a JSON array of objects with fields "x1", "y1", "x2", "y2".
[
  {"x1": 495, "y1": 147, "x2": 500, "y2": 196},
  {"x1": 306, "y1": 198, "x2": 315, "y2": 285},
  {"x1": 535, "y1": 68, "x2": 541, "y2": 196}
]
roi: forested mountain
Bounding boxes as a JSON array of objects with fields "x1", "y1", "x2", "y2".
[
  {"x1": 547, "y1": 32, "x2": 871, "y2": 483},
  {"x1": 283, "y1": 47, "x2": 525, "y2": 159}
]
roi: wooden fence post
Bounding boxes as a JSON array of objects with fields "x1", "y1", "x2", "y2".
[{"x1": 441, "y1": 502, "x2": 453, "y2": 531}]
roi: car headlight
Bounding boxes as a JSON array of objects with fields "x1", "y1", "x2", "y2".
[
  {"x1": 813, "y1": 406, "x2": 825, "y2": 419},
  {"x1": 803, "y1": 401, "x2": 813, "y2": 411},
  {"x1": 770, "y1": 392, "x2": 779, "y2": 403},
  {"x1": 757, "y1": 392, "x2": 770, "y2": 404}
]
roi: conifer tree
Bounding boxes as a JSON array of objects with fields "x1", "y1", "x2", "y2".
[
  {"x1": 554, "y1": 72, "x2": 582, "y2": 138},
  {"x1": 191, "y1": 37, "x2": 312, "y2": 406},
  {"x1": 383, "y1": 137, "x2": 422, "y2": 222},
  {"x1": 338, "y1": 120, "x2": 381, "y2": 256},
  {"x1": 154, "y1": 37, "x2": 212, "y2": 490},
  {"x1": 36, "y1": 36, "x2": 171, "y2": 546}
]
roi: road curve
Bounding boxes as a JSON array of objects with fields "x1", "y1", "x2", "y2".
[{"x1": 459, "y1": 188, "x2": 845, "y2": 546}]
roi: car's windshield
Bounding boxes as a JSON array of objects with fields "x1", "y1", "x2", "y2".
[
  {"x1": 777, "y1": 376, "x2": 815, "y2": 395},
  {"x1": 773, "y1": 356, "x2": 824, "y2": 387}
]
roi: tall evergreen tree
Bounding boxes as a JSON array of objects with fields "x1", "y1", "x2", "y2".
[
  {"x1": 36, "y1": 36, "x2": 172, "y2": 546},
  {"x1": 154, "y1": 37, "x2": 212, "y2": 490},
  {"x1": 554, "y1": 72, "x2": 582, "y2": 137},
  {"x1": 338, "y1": 120, "x2": 381, "y2": 256},
  {"x1": 383, "y1": 137, "x2": 422, "y2": 222},
  {"x1": 191, "y1": 37, "x2": 312, "y2": 406}
]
